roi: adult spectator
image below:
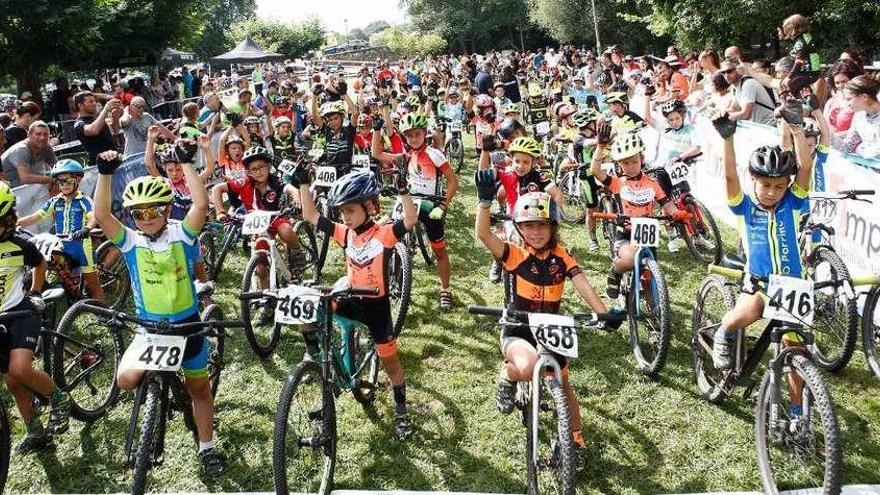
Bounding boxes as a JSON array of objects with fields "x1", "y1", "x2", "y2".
[
  {"x1": 4, "y1": 101, "x2": 41, "y2": 148},
  {"x1": 724, "y1": 45, "x2": 745, "y2": 62},
  {"x1": 839, "y1": 75, "x2": 880, "y2": 159},
  {"x1": 721, "y1": 58, "x2": 777, "y2": 126},
  {"x1": 198, "y1": 92, "x2": 225, "y2": 128},
  {"x1": 824, "y1": 58, "x2": 864, "y2": 136},
  {"x1": 227, "y1": 89, "x2": 260, "y2": 117},
  {"x1": 475, "y1": 63, "x2": 493, "y2": 96},
  {"x1": 112, "y1": 81, "x2": 134, "y2": 107},
  {"x1": 500, "y1": 65, "x2": 521, "y2": 104},
  {"x1": 149, "y1": 74, "x2": 166, "y2": 108},
  {"x1": 656, "y1": 59, "x2": 689, "y2": 100},
  {"x1": 545, "y1": 48, "x2": 561, "y2": 69},
  {"x1": 120, "y1": 96, "x2": 172, "y2": 158},
  {"x1": 73, "y1": 92, "x2": 120, "y2": 165},
  {"x1": 191, "y1": 68, "x2": 202, "y2": 98},
  {"x1": 1, "y1": 121, "x2": 57, "y2": 188},
  {"x1": 533, "y1": 49, "x2": 545, "y2": 71},
  {"x1": 50, "y1": 78, "x2": 74, "y2": 121}
]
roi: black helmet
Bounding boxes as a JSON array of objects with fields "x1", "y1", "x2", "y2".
[
  {"x1": 498, "y1": 118, "x2": 525, "y2": 140},
  {"x1": 242, "y1": 146, "x2": 272, "y2": 166},
  {"x1": 748, "y1": 145, "x2": 797, "y2": 178},
  {"x1": 328, "y1": 171, "x2": 380, "y2": 208}
]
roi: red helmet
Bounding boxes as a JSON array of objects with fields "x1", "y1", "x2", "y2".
[
  {"x1": 475, "y1": 94, "x2": 495, "y2": 109},
  {"x1": 357, "y1": 113, "x2": 373, "y2": 128}
]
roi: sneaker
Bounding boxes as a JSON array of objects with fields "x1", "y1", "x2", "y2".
[
  {"x1": 489, "y1": 260, "x2": 502, "y2": 284},
  {"x1": 393, "y1": 411, "x2": 414, "y2": 440},
  {"x1": 588, "y1": 236, "x2": 600, "y2": 252},
  {"x1": 194, "y1": 280, "x2": 214, "y2": 297},
  {"x1": 606, "y1": 273, "x2": 621, "y2": 299},
  {"x1": 694, "y1": 235, "x2": 715, "y2": 249},
  {"x1": 439, "y1": 290, "x2": 453, "y2": 310},
  {"x1": 712, "y1": 330, "x2": 736, "y2": 370},
  {"x1": 45, "y1": 391, "x2": 70, "y2": 435},
  {"x1": 199, "y1": 448, "x2": 225, "y2": 476},
  {"x1": 256, "y1": 303, "x2": 274, "y2": 327},
  {"x1": 16, "y1": 431, "x2": 52, "y2": 454},
  {"x1": 667, "y1": 237, "x2": 682, "y2": 253},
  {"x1": 496, "y1": 376, "x2": 516, "y2": 414}
]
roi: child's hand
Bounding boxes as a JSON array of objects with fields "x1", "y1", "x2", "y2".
[
  {"x1": 147, "y1": 125, "x2": 161, "y2": 139},
  {"x1": 197, "y1": 134, "x2": 211, "y2": 149},
  {"x1": 96, "y1": 150, "x2": 122, "y2": 175}
]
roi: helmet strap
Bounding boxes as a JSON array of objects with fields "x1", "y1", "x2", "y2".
[{"x1": 0, "y1": 213, "x2": 18, "y2": 242}]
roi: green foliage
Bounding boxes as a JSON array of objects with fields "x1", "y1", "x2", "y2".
[
  {"x1": 369, "y1": 26, "x2": 448, "y2": 58},
  {"x1": 404, "y1": 0, "x2": 533, "y2": 52},
  {"x1": 191, "y1": 0, "x2": 258, "y2": 59},
  {"x1": 364, "y1": 20, "x2": 392, "y2": 37},
  {"x1": 229, "y1": 17, "x2": 325, "y2": 58}
]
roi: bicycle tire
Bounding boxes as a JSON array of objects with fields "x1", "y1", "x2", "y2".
[
  {"x1": 131, "y1": 379, "x2": 161, "y2": 495},
  {"x1": 349, "y1": 325, "x2": 380, "y2": 405},
  {"x1": 197, "y1": 229, "x2": 218, "y2": 281},
  {"x1": 273, "y1": 360, "x2": 336, "y2": 495},
  {"x1": 200, "y1": 304, "x2": 226, "y2": 397},
  {"x1": 755, "y1": 354, "x2": 841, "y2": 495},
  {"x1": 240, "y1": 254, "x2": 281, "y2": 359},
  {"x1": 52, "y1": 299, "x2": 122, "y2": 422},
  {"x1": 95, "y1": 240, "x2": 130, "y2": 310},
  {"x1": 0, "y1": 406, "x2": 10, "y2": 495},
  {"x1": 414, "y1": 225, "x2": 435, "y2": 267},
  {"x1": 559, "y1": 172, "x2": 587, "y2": 224},
  {"x1": 681, "y1": 195, "x2": 722, "y2": 265},
  {"x1": 628, "y1": 258, "x2": 671, "y2": 379},
  {"x1": 862, "y1": 285, "x2": 880, "y2": 380},
  {"x1": 806, "y1": 248, "x2": 857, "y2": 373},
  {"x1": 314, "y1": 197, "x2": 332, "y2": 279},
  {"x1": 599, "y1": 195, "x2": 618, "y2": 257},
  {"x1": 525, "y1": 377, "x2": 576, "y2": 495},
  {"x1": 388, "y1": 242, "x2": 412, "y2": 338},
  {"x1": 451, "y1": 139, "x2": 465, "y2": 173},
  {"x1": 294, "y1": 220, "x2": 320, "y2": 283},
  {"x1": 691, "y1": 275, "x2": 736, "y2": 402}
]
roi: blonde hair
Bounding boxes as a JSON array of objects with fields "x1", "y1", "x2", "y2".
[{"x1": 782, "y1": 14, "x2": 810, "y2": 39}]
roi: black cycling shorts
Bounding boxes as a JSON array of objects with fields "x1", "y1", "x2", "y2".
[
  {"x1": 417, "y1": 207, "x2": 447, "y2": 246},
  {"x1": 334, "y1": 296, "x2": 394, "y2": 345},
  {"x1": 500, "y1": 324, "x2": 567, "y2": 369},
  {"x1": 0, "y1": 299, "x2": 42, "y2": 373}
]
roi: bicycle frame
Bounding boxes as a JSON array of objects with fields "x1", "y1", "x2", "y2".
[
  {"x1": 629, "y1": 245, "x2": 658, "y2": 318},
  {"x1": 250, "y1": 234, "x2": 292, "y2": 289},
  {"x1": 317, "y1": 306, "x2": 377, "y2": 391}
]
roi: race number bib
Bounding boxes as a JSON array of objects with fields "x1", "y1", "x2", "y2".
[
  {"x1": 391, "y1": 198, "x2": 422, "y2": 221},
  {"x1": 241, "y1": 211, "x2": 274, "y2": 235},
  {"x1": 277, "y1": 159, "x2": 296, "y2": 175},
  {"x1": 120, "y1": 334, "x2": 187, "y2": 372},
  {"x1": 275, "y1": 285, "x2": 321, "y2": 325},
  {"x1": 630, "y1": 218, "x2": 660, "y2": 247},
  {"x1": 449, "y1": 120, "x2": 463, "y2": 132},
  {"x1": 665, "y1": 160, "x2": 691, "y2": 186},
  {"x1": 314, "y1": 166, "x2": 338, "y2": 187},
  {"x1": 535, "y1": 121, "x2": 550, "y2": 136},
  {"x1": 352, "y1": 154, "x2": 371, "y2": 171},
  {"x1": 764, "y1": 275, "x2": 814, "y2": 325},
  {"x1": 528, "y1": 313, "x2": 578, "y2": 358},
  {"x1": 30, "y1": 233, "x2": 63, "y2": 261}
]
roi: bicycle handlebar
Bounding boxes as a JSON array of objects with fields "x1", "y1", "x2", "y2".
[
  {"x1": 78, "y1": 303, "x2": 247, "y2": 335},
  {"x1": 0, "y1": 309, "x2": 37, "y2": 322},
  {"x1": 591, "y1": 211, "x2": 690, "y2": 223},
  {"x1": 467, "y1": 305, "x2": 627, "y2": 324},
  {"x1": 240, "y1": 284, "x2": 379, "y2": 302},
  {"x1": 707, "y1": 265, "x2": 877, "y2": 289}
]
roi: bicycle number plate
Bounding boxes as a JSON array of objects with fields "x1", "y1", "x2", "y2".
[
  {"x1": 535, "y1": 121, "x2": 550, "y2": 136},
  {"x1": 809, "y1": 199, "x2": 837, "y2": 226},
  {"x1": 275, "y1": 285, "x2": 321, "y2": 324},
  {"x1": 630, "y1": 218, "x2": 660, "y2": 247},
  {"x1": 352, "y1": 154, "x2": 371, "y2": 171},
  {"x1": 528, "y1": 313, "x2": 578, "y2": 358},
  {"x1": 449, "y1": 120, "x2": 463, "y2": 132},
  {"x1": 665, "y1": 160, "x2": 691, "y2": 186},
  {"x1": 391, "y1": 198, "x2": 422, "y2": 221},
  {"x1": 30, "y1": 233, "x2": 63, "y2": 261},
  {"x1": 314, "y1": 166, "x2": 338, "y2": 187},
  {"x1": 120, "y1": 334, "x2": 187, "y2": 372},
  {"x1": 241, "y1": 211, "x2": 274, "y2": 235},
  {"x1": 763, "y1": 275, "x2": 815, "y2": 325},
  {"x1": 277, "y1": 159, "x2": 296, "y2": 175}
]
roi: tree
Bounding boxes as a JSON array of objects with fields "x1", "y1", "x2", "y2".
[
  {"x1": 363, "y1": 20, "x2": 391, "y2": 37},
  {"x1": 191, "y1": 0, "x2": 257, "y2": 59},
  {"x1": 349, "y1": 28, "x2": 368, "y2": 41},
  {"x1": 369, "y1": 26, "x2": 447, "y2": 58},
  {"x1": 229, "y1": 18, "x2": 325, "y2": 58},
  {"x1": 404, "y1": 0, "x2": 535, "y2": 52}
]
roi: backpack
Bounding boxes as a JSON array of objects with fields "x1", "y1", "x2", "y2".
[{"x1": 741, "y1": 76, "x2": 778, "y2": 112}]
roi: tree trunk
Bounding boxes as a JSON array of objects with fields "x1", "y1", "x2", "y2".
[{"x1": 15, "y1": 66, "x2": 42, "y2": 101}]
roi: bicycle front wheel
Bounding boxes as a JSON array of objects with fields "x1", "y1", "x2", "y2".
[
  {"x1": 691, "y1": 275, "x2": 736, "y2": 402},
  {"x1": 95, "y1": 240, "x2": 130, "y2": 310},
  {"x1": 558, "y1": 172, "x2": 587, "y2": 224},
  {"x1": 413, "y1": 225, "x2": 435, "y2": 267},
  {"x1": 525, "y1": 377, "x2": 576, "y2": 495},
  {"x1": 681, "y1": 195, "x2": 722, "y2": 265},
  {"x1": 807, "y1": 248, "x2": 857, "y2": 373},
  {"x1": 197, "y1": 229, "x2": 218, "y2": 281},
  {"x1": 294, "y1": 220, "x2": 320, "y2": 283},
  {"x1": 628, "y1": 258, "x2": 672, "y2": 379},
  {"x1": 240, "y1": 254, "x2": 282, "y2": 359},
  {"x1": 273, "y1": 360, "x2": 336, "y2": 495},
  {"x1": 200, "y1": 304, "x2": 226, "y2": 397},
  {"x1": 52, "y1": 299, "x2": 122, "y2": 421},
  {"x1": 755, "y1": 354, "x2": 842, "y2": 495},
  {"x1": 862, "y1": 285, "x2": 880, "y2": 380},
  {"x1": 131, "y1": 379, "x2": 162, "y2": 495},
  {"x1": 0, "y1": 406, "x2": 9, "y2": 495}
]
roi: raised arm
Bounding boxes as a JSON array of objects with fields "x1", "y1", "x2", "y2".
[
  {"x1": 144, "y1": 125, "x2": 161, "y2": 177},
  {"x1": 178, "y1": 140, "x2": 208, "y2": 233},
  {"x1": 93, "y1": 151, "x2": 124, "y2": 240},
  {"x1": 196, "y1": 134, "x2": 216, "y2": 183}
]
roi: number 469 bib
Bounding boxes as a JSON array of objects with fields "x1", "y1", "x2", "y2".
[{"x1": 763, "y1": 275, "x2": 814, "y2": 325}]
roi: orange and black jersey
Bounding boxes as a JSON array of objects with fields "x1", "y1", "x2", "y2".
[{"x1": 500, "y1": 242, "x2": 582, "y2": 313}]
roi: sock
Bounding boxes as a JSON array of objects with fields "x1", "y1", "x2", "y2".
[
  {"x1": 393, "y1": 383, "x2": 407, "y2": 414},
  {"x1": 25, "y1": 418, "x2": 44, "y2": 436},
  {"x1": 572, "y1": 429, "x2": 585, "y2": 447},
  {"x1": 789, "y1": 404, "x2": 803, "y2": 418},
  {"x1": 714, "y1": 325, "x2": 738, "y2": 341},
  {"x1": 199, "y1": 440, "x2": 214, "y2": 453}
]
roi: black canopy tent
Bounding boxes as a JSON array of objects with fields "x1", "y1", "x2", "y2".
[{"x1": 209, "y1": 36, "x2": 285, "y2": 65}]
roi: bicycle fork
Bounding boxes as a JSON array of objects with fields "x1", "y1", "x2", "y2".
[{"x1": 529, "y1": 354, "x2": 564, "y2": 464}]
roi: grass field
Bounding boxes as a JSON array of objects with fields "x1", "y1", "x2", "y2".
[{"x1": 5, "y1": 139, "x2": 880, "y2": 494}]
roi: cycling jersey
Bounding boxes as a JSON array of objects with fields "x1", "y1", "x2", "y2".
[
  {"x1": 654, "y1": 124, "x2": 699, "y2": 165},
  {"x1": 501, "y1": 242, "x2": 582, "y2": 313},
  {"x1": 317, "y1": 217, "x2": 407, "y2": 298},
  {"x1": 729, "y1": 184, "x2": 808, "y2": 278},
  {"x1": 166, "y1": 179, "x2": 192, "y2": 221},
  {"x1": 219, "y1": 154, "x2": 246, "y2": 182},
  {"x1": 602, "y1": 173, "x2": 668, "y2": 217},
  {"x1": 444, "y1": 103, "x2": 464, "y2": 122},
  {"x1": 38, "y1": 192, "x2": 93, "y2": 234},
  {"x1": 353, "y1": 134, "x2": 371, "y2": 155},
  {"x1": 0, "y1": 234, "x2": 42, "y2": 312},
  {"x1": 570, "y1": 136, "x2": 595, "y2": 167},
  {"x1": 528, "y1": 103, "x2": 549, "y2": 126},
  {"x1": 610, "y1": 111, "x2": 645, "y2": 135},
  {"x1": 320, "y1": 123, "x2": 356, "y2": 167},
  {"x1": 110, "y1": 220, "x2": 201, "y2": 322},
  {"x1": 226, "y1": 175, "x2": 286, "y2": 212},
  {"x1": 498, "y1": 168, "x2": 555, "y2": 215},
  {"x1": 269, "y1": 134, "x2": 296, "y2": 161},
  {"x1": 406, "y1": 146, "x2": 450, "y2": 196},
  {"x1": 811, "y1": 145, "x2": 829, "y2": 194}
]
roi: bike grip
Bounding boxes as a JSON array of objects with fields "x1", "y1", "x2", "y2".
[
  {"x1": 239, "y1": 291, "x2": 269, "y2": 300},
  {"x1": 851, "y1": 274, "x2": 880, "y2": 287},
  {"x1": 349, "y1": 286, "x2": 380, "y2": 296},
  {"x1": 707, "y1": 265, "x2": 743, "y2": 280},
  {"x1": 848, "y1": 190, "x2": 875, "y2": 197},
  {"x1": 467, "y1": 305, "x2": 505, "y2": 316},
  {"x1": 591, "y1": 212, "x2": 617, "y2": 220}
]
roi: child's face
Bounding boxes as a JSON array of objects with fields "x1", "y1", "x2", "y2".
[
  {"x1": 247, "y1": 160, "x2": 271, "y2": 184},
  {"x1": 277, "y1": 123, "x2": 291, "y2": 138},
  {"x1": 131, "y1": 203, "x2": 170, "y2": 236},
  {"x1": 228, "y1": 143, "x2": 244, "y2": 161},
  {"x1": 806, "y1": 135, "x2": 818, "y2": 156},
  {"x1": 403, "y1": 128, "x2": 426, "y2": 149},
  {"x1": 338, "y1": 202, "x2": 372, "y2": 229},
  {"x1": 163, "y1": 162, "x2": 184, "y2": 183},
  {"x1": 752, "y1": 175, "x2": 791, "y2": 208},
  {"x1": 518, "y1": 220, "x2": 553, "y2": 250},
  {"x1": 618, "y1": 154, "x2": 643, "y2": 177},
  {"x1": 55, "y1": 174, "x2": 79, "y2": 196},
  {"x1": 512, "y1": 152, "x2": 535, "y2": 176},
  {"x1": 327, "y1": 113, "x2": 344, "y2": 129},
  {"x1": 610, "y1": 102, "x2": 626, "y2": 116},
  {"x1": 666, "y1": 111, "x2": 684, "y2": 130}
]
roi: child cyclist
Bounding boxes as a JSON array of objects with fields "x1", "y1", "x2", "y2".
[
  {"x1": 371, "y1": 112, "x2": 459, "y2": 309},
  {"x1": 590, "y1": 127, "x2": 687, "y2": 298},
  {"x1": 290, "y1": 164, "x2": 419, "y2": 439},
  {"x1": 473, "y1": 188, "x2": 619, "y2": 452},
  {"x1": 92, "y1": 144, "x2": 225, "y2": 475},
  {"x1": 0, "y1": 182, "x2": 71, "y2": 454},
  {"x1": 18, "y1": 159, "x2": 104, "y2": 301},
  {"x1": 558, "y1": 109, "x2": 603, "y2": 251}
]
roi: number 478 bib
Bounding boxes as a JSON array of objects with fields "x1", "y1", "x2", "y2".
[
  {"x1": 763, "y1": 275, "x2": 814, "y2": 325},
  {"x1": 120, "y1": 333, "x2": 187, "y2": 372}
]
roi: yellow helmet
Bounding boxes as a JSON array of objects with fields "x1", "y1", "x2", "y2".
[
  {"x1": 508, "y1": 136, "x2": 542, "y2": 158},
  {"x1": 122, "y1": 176, "x2": 174, "y2": 208},
  {"x1": 0, "y1": 181, "x2": 16, "y2": 217},
  {"x1": 319, "y1": 100, "x2": 347, "y2": 118},
  {"x1": 610, "y1": 131, "x2": 645, "y2": 161}
]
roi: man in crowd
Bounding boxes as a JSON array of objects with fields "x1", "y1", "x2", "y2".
[
  {"x1": 74, "y1": 92, "x2": 121, "y2": 165},
  {"x1": 1, "y1": 121, "x2": 57, "y2": 188},
  {"x1": 4, "y1": 101, "x2": 41, "y2": 148},
  {"x1": 475, "y1": 62, "x2": 494, "y2": 96},
  {"x1": 721, "y1": 58, "x2": 777, "y2": 126}
]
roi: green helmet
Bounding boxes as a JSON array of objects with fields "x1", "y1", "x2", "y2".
[
  {"x1": 122, "y1": 176, "x2": 174, "y2": 208},
  {"x1": 399, "y1": 112, "x2": 428, "y2": 133},
  {"x1": 319, "y1": 100, "x2": 347, "y2": 117},
  {"x1": 605, "y1": 91, "x2": 629, "y2": 105},
  {"x1": 508, "y1": 136, "x2": 542, "y2": 158},
  {"x1": 611, "y1": 131, "x2": 645, "y2": 161},
  {"x1": 572, "y1": 109, "x2": 600, "y2": 129},
  {"x1": 0, "y1": 181, "x2": 16, "y2": 217},
  {"x1": 405, "y1": 95, "x2": 421, "y2": 108}
]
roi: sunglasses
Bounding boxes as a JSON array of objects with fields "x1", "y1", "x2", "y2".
[
  {"x1": 130, "y1": 204, "x2": 168, "y2": 221},
  {"x1": 55, "y1": 177, "x2": 78, "y2": 186}
]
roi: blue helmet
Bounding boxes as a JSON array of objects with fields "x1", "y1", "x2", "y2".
[
  {"x1": 50, "y1": 159, "x2": 85, "y2": 177},
  {"x1": 328, "y1": 171, "x2": 380, "y2": 208}
]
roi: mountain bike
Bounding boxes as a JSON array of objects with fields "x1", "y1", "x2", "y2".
[
  {"x1": 68, "y1": 302, "x2": 245, "y2": 495},
  {"x1": 691, "y1": 256, "x2": 876, "y2": 494},
  {"x1": 859, "y1": 277, "x2": 880, "y2": 381},
  {"x1": 646, "y1": 153, "x2": 722, "y2": 265},
  {"x1": 468, "y1": 305, "x2": 625, "y2": 495},
  {"x1": 442, "y1": 117, "x2": 466, "y2": 173},
  {"x1": 198, "y1": 209, "x2": 244, "y2": 281},
  {"x1": 594, "y1": 163, "x2": 620, "y2": 257},
  {"x1": 239, "y1": 208, "x2": 318, "y2": 358},
  {"x1": 268, "y1": 278, "x2": 379, "y2": 495},
  {"x1": 796, "y1": 189, "x2": 873, "y2": 373},
  {"x1": 592, "y1": 211, "x2": 680, "y2": 378}
]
